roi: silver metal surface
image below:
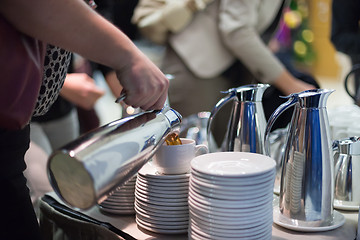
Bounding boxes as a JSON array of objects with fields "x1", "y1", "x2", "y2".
[
  {"x1": 47, "y1": 108, "x2": 181, "y2": 210},
  {"x1": 115, "y1": 93, "x2": 126, "y2": 103},
  {"x1": 333, "y1": 136, "x2": 360, "y2": 207},
  {"x1": 264, "y1": 89, "x2": 335, "y2": 226},
  {"x1": 268, "y1": 128, "x2": 288, "y2": 194},
  {"x1": 207, "y1": 83, "x2": 269, "y2": 153}
]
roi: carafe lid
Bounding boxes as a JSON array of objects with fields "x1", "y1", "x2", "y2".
[
  {"x1": 336, "y1": 136, "x2": 360, "y2": 155},
  {"x1": 227, "y1": 83, "x2": 270, "y2": 102}
]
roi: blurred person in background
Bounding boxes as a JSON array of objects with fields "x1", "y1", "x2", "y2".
[{"x1": 132, "y1": 0, "x2": 316, "y2": 142}]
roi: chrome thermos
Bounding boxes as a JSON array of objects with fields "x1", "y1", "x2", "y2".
[{"x1": 47, "y1": 107, "x2": 181, "y2": 209}]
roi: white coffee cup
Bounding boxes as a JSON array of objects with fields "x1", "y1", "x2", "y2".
[{"x1": 152, "y1": 138, "x2": 208, "y2": 175}]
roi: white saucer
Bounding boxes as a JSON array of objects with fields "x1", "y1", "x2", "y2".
[
  {"x1": 189, "y1": 181, "x2": 272, "y2": 200},
  {"x1": 189, "y1": 188, "x2": 273, "y2": 209},
  {"x1": 135, "y1": 190, "x2": 188, "y2": 203},
  {"x1": 136, "y1": 181, "x2": 189, "y2": 195},
  {"x1": 103, "y1": 195, "x2": 134, "y2": 201},
  {"x1": 190, "y1": 219, "x2": 272, "y2": 238},
  {"x1": 191, "y1": 167, "x2": 275, "y2": 185},
  {"x1": 334, "y1": 199, "x2": 359, "y2": 211},
  {"x1": 98, "y1": 206, "x2": 135, "y2": 215},
  {"x1": 189, "y1": 207, "x2": 272, "y2": 229},
  {"x1": 189, "y1": 183, "x2": 270, "y2": 201},
  {"x1": 135, "y1": 206, "x2": 189, "y2": 222},
  {"x1": 136, "y1": 216, "x2": 188, "y2": 230},
  {"x1": 190, "y1": 173, "x2": 275, "y2": 190},
  {"x1": 135, "y1": 198, "x2": 188, "y2": 211},
  {"x1": 137, "y1": 173, "x2": 189, "y2": 184},
  {"x1": 191, "y1": 152, "x2": 276, "y2": 177},
  {"x1": 138, "y1": 162, "x2": 190, "y2": 180},
  {"x1": 135, "y1": 202, "x2": 189, "y2": 217},
  {"x1": 273, "y1": 206, "x2": 346, "y2": 232},
  {"x1": 136, "y1": 213, "x2": 188, "y2": 227},
  {"x1": 136, "y1": 218, "x2": 188, "y2": 234},
  {"x1": 136, "y1": 177, "x2": 189, "y2": 188},
  {"x1": 135, "y1": 185, "x2": 188, "y2": 199},
  {"x1": 188, "y1": 196, "x2": 272, "y2": 215},
  {"x1": 135, "y1": 191, "x2": 188, "y2": 206},
  {"x1": 188, "y1": 202, "x2": 273, "y2": 224}
]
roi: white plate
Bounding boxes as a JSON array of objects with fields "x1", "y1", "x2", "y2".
[
  {"x1": 188, "y1": 202, "x2": 272, "y2": 224},
  {"x1": 191, "y1": 167, "x2": 275, "y2": 186},
  {"x1": 138, "y1": 162, "x2": 190, "y2": 180},
  {"x1": 189, "y1": 207, "x2": 272, "y2": 229},
  {"x1": 190, "y1": 213, "x2": 273, "y2": 233},
  {"x1": 189, "y1": 188, "x2": 273, "y2": 209},
  {"x1": 103, "y1": 195, "x2": 134, "y2": 202},
  {"x1": 101, "y1": 201, "x2": 134, "y2": 206},
  {"x1": 98, "y1": 206, "x2": 135, "y2": 215},
  {"x1": 273, "y1": 206, "x2": 346, "y2": 232},
  {"x1": 190, "y1": 219, "x2": 272, "y2": 238},
  {"x1": 135, "y1": 201, "x2": 189, "y2": 217},
  {"x1": 333, "y1": 199, "x2": 359, "y2": 211},
  {"x1": 189, "y1": 224, "x2": 272, "y2": 240},
  {"x1": 135, "y1": 185, "x2": 188, "y2": 199},
  {"x1": 99, "y1": 202, "x2": 134, "y2": 209},
  {"x1": 136, "y1": 218, "x2": 188, "y2": 234},
  {"x1": 135, "y1": 198, "x2": 188, "y2": 211},
  {"x1": 189, "y1": 178, "x2": 274, "y2": 197},
  {"x1": 190, "y1": 173, "x2": 274, "y2": 190},
  {"x1": 137, "y1": 173, "x2": 189, "y2": 184},
  {"x1": 136, "y1": 213, "x2": 188, "y2": 227},
  {"x1": 191, "y1": 152, "x2": 276, "y2": 177},
  {"x1": 135, "y1": 189, "x2": 188, "y2": 203},
  {"x1": 135, "y1": 206, "x2": 189, "y2": 222},
  {"x1": 188, "y1": 195, "x2": 272, "y2": 215},
  {"x1": 136, "y1": 216, "x2": 188, "y2": 230},
  {"x1": 136, "y1": 177, "x2": 189, "y2": 189},
  {"x1": 135, "y1": 181, "x2": 189, "y2": 195},
  {"x1": 189, "y1": 183, "x2": 271, "y2": 201},
  {"x1": 135, "y1": 191, "x2": 188, "y2": 205}
]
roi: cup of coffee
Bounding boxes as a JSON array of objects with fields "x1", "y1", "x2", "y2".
[{"x1": 153, "y1": 138, "x2": 208, "y2": 175}]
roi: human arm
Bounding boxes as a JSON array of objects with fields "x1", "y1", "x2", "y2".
[
  {"x1": 0, "y1": 0, "x2": 168, "y2": 110},
  {"x1": 218, "y1": 0, "x2": 315, "y2": 94},
  {"x1": 60, "y1": 73, "x2": 105, "y2": 110}
]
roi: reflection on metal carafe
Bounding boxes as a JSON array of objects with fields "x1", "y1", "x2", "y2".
[
  {"x1": 180, "y1": 111, "x2": 210, "y2": 146},
  {"x1": 265, "y1": 89, "x2": 334, "y2": 226},
  {"x1": 47, "y1": 108, "x2": 181, "y2": 209},
  {"x1": 207, "y1": 84, "x2": 269, "y2": 153}
]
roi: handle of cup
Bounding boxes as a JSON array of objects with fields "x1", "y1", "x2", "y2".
[{"x1": 195, "y1": 144, "x2": 209, "y2": 156}]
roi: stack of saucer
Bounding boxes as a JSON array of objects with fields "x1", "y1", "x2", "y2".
[
  {"x1": 188, "y1": 152, "x2": 276, "y2": 240},
  {"x1": 98, "y1": 175, "x2": 137, "y2": 215},
  {"x1": 134, "y1": 161, "x2": 190, "y2": 234}
]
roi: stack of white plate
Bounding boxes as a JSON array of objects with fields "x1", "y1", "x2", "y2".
[
  {"x1": 135, "y1": 161, "x2": 190, "y2": 234},
  {"x1": 98, "y1": 174, "x2": 137, "y2": 215},
  {"x1": 188, "y1": 152, "x2": 276, "y2": 240}
]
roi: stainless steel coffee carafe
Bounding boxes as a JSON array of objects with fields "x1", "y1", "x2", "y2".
[
  {"x1": 265, "y1": 89, "x2": 335, "y2": 226},
  {"x1": 207, "y1": 84, "x2": 269, "y2": 153},
  {"x1": 47, "y1": 107, "x2": 181, "y2": 209},
  {"x1": 333, "y1": 136, "x2": 360, "y2": 208}
]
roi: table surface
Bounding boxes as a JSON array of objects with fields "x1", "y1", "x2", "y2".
[{"x1": 48, "y1": 192, "x2": 358, "y2": 240}]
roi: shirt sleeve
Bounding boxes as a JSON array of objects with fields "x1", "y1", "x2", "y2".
[{"x1": 218, "y1": 0, "x2": 284, "y2": 83}]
